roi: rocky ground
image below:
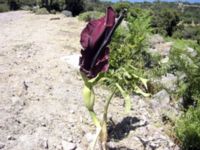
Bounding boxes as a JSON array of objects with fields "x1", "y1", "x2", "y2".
[{"x1": 0, "y1": 11, "x2": 179, "y2": 150}]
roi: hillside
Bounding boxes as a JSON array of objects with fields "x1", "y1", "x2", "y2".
[{"x1": 0, "y1": 11, "x2": 180, "y2": 150}]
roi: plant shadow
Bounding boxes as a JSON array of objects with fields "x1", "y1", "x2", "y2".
[{"x1": 108, "y1": 116, "x2": 147, "y2": 141}]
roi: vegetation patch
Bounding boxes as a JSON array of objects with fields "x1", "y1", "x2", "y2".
[{"x1": 78, "y1": 11, "x2": 104, "y2": 22}]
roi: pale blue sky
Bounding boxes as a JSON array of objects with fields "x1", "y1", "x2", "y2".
[{"x1": 102, "y1": 0, "x2": 200, "y2": 3}]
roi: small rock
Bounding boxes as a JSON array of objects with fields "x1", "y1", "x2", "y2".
[
  {"x1": 20, "y1": 5, "x2": 31, "y2": 11},
  {"x1": 169, "y1": 141, "x2": 174, "y2": 147},
  {"x1": 23, "y1": 81, "x2": 28, "y2": 90},
  {"x1": 62, "y1": 140, "x2": 76, "y2": 150},
  {"x1": 160, "y1": 73, "x2": 177, "y2": 92},
  {"x1": 53, "y1": 144, "x2": 62, "y2": 150},
  {"x1": 148, "y1": 34, "x2": 172, "y2": 57},
  {"x1": 84, "y1": 133, "x2": 94, "y2": 143},
  {"x1": 152, "y1": 90, "x2": 170, "y2": 108},
  {"x1": 0, "y1": 142, "x2": 5, "y2": 149},
  {"x1": 41, "y1": 122, "x2": 46, "y2": 127},
  {"x1": 7, "y1": 135, "x2": 16, "y2": 140},
  {"x1": 11, "y1": 96, "x2": 25, "y2": 106},
  {"x1": 40, "y1": 138, "x2": 48, "y2": 149},
  {"x1": 177, "y1": 72, "x2": 186, "y2": 81},
  {"x1": 187, "y1": 47, "x2": 197, "y2": 57},
  {"x1": 160, "y1": 57, "x2": 169, "y2": 64},
  {"x1": 67, "y1": 137, "x2": 73, "y2": 142},
  {"x1": 75, "y1": 146, "x2": 83, "y2": 150},
  {"x1": 62, "y1": 11, "x2": 72, "y2": 17},
  {"x1": 70, "y1": 110, "x2": 75, "y2": 114},
  {"x1": 149, "y1": 142, "x2": 159, "y2": 148},
  {"x1": 150, "y1": 73, "x2": 178, "y2": 94},
  {"x1": 149, "y1": 34, "x2": 164, "y2": 47}
]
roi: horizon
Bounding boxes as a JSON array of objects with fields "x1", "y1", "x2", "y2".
[{"x1": 102, "y1": 0, "x2": 200, "y2": 3}]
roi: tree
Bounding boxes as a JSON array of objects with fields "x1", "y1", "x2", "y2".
[
  {"x1": 65, "y1": 0, "x2": 84, "y2": 16},
  {"x1": 151, "y1": 8, "x2": 180, "y2": 36}
]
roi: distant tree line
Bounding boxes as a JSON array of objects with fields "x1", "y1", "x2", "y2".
[
  {"x1": 113, "y1": 1, "x2": 200, "y2": 43},
  {"x1": 0, "y1": 0, "x2": 85, "y2": 15},
  {"x1": 0, "y1": 0, "x2": 112, "y2": 16},
  {"x1": 0, "y1": 0, "x2": 199, "y2": 42}
]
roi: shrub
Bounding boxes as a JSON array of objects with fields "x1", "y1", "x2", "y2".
[
  {"x1": 151, "y1": 8, "x2": 180, "y2": 36},
  {"x1": 20, "y1": 5, "x2": 31, "y2": 11},
  {"x1": 169, "y1": 39, "x2": 200, "y2": 105},
  {"x1": 65, "y1": 0, "x2": 84, "y2": 16},
  {"x1": 18, "y1": 0, "x2": 37, "y2": 6},
  {"x1": 173, "y1": 26, "x2": 200, "y2": 44},
  {"x1": 35, "y1": 7, "x2": 49, "y2": 15},
  {"x1": 176, "y1": 102, "x2": 200, "y2": 150},
  {"x1": 83, "y1": 1, "x2": 111, "y2": 12},
  {"x1": 113, "y1": 1, "x2": 132, "y2": 14},
  {"x1": 103, "y1": 9, "x2": 152, "y2": 96},
  {"x1": 9, "y1": 0, "x2": 19, "y2": 10},
  {"x1": 0, "y1": 3, "x2": 9, "y2": 12},
  {"x1": 78, "y1": 11, "x2": 104, "y2": 22}
]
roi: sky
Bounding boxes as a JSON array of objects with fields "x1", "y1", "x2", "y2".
[{"x1": 103, "y1": 0, "x2": 200, "y2": 3}]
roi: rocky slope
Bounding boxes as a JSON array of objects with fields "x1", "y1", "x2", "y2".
[{"x1": 0, "y1": 11, "x2": 179, "y2": 150}]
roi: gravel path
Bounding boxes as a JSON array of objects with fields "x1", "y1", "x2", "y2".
[{"x1": 0, "y1": 11, "x2": 179, "y2": 150}]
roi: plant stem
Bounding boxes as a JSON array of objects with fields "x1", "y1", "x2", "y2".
[
  {"x1": 103, "y1": 88, "x2": 117, "y2": 122},
  {"x1": 100, "y1": 88, "x2": 117, "y2": 150},
  {"x1": 88, "y1": 110, "x2": 102, "y2": 150},
  {"x1": 89, "y1": 110, "x2": 101, "y2": 128}
]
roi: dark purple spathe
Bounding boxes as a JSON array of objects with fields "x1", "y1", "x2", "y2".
[{"x1": 79, "y1": 7, "x2": 123, "y2": 78}]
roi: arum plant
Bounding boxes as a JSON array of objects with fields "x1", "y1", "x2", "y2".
[{"x1": 79, "y1": 7, "x2": 126, "y2": 150}]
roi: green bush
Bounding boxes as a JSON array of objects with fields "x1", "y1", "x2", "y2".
[
  {"x1": 176, "y1": 102, "x2": 200, "y2": 150},
  {"x1": 169, "y1": 39, "x2": 200, "y2": 104},
  {"x1": 65, "y1": 0, "x2": 84, "y2": 16},
  {"x1": 113, "y1": 1, "x2": 132, "y2": 14},
  {"x1": 173, "y1": 26, "x2": 200, "y2": 44},
  {"x1": 84, "y1": 1, "x2": 111, "y2": 12},
  {"x1": 18, "y1": 0, "x2": 37, "y2": 6},
  {"x1": 104, "y1": 9, "x2": 151, "y2": 96},
  {"x1": 78, "y1": 11, "x2": 104, "y2": 22},
  {"x1": 0, "y1": 3, "x2": 9, "y2": 12},
  {"x1": 151, "y1": 8, "x2": 180, "y2": 36},
  {"x1": 34, "y1": 7, "x2": 49, "y2": 15}
]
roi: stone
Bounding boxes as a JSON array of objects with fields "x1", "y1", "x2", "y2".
[
  {"x1": 177, "y1": 72, "x2": 186, "y2": 81},
  {"x1": 160, "y1": 73, "x2": 177, "y2": 93},
  {"x1": 7, "y1": 135, "x2": 16, "y2": 140},
  {"x1": 40, "y1": 138, "x2": 48, "y2": 149},
  {"x1": 160, "y1": 57, "x2": 169, "y2": 64},
  {"x1": 21, "y1": 5, "x2": 31, "y2": 11},
  {"x1": 35, "y1": 8, "x2": 49, "y2": 15},
  {"x1": 0, "y1": 142, "x2": 5, "y2": 149},
  {"x1": 149, "y1": 34, "x2": 164, "y2": 47},
  {"x1": 84, "y1": 133, "x2": 94, "y2": 143},
  {"x1": 62, "y1": 11, "x2": 72, "y2": 17},
  {"x1": 62, "y1": 140, "x2": 76, "y2": 150},
  {"x1": 187, "y1": 47, "x2": 197, "y2": 57},
  {"x1": 151, "y1": 90, "x2": 170, "y2": 109},
  {"x1": 75, "y1": 146, "x2": 83, "y2": 150},
  {"x1": 70, "y1": 109, "x2": 75, "y2": 114},
  {"x1": 148, "y1": 35, "x2": 172, "y2": 57},
  {"x1": 11, "y1": 96, "x2": 25, "y2": 106},
  {"x1": 152, "y1": 73, "x2": 178, "y2": 93}
]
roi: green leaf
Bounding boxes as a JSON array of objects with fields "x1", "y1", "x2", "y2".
[
  {"x1": 132, "y1": 73, "x2": 148, "y2": 89},
  {"x1": 139, "y1": 77, "x2": 148, "y2": 90},
  {"x1": 134, "y1": 86, "x2": 150, "y2": 97},
  {"x1": 115, "y1": 83, "x2": 131, "y2": 113},
  {"x1": 80, "y1": 72, "x2": 102, "y2": 86}
]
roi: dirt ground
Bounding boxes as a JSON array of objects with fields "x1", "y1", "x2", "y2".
[{"x1": 0, "y1": 11, "x2": 179, "y2": 150}]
